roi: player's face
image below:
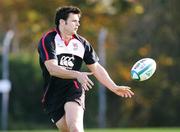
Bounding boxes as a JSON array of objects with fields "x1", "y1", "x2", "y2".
[{"x1": 64, "y1": 13, "x2": 80, "y2": 35}]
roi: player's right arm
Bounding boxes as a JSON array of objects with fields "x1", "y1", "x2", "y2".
[
  {"x1": 44, "y1": 59, "x2": 94, "y2": 90},
  {"x1": 38, "y1": 31, "x2": 93, "y2": 90}
]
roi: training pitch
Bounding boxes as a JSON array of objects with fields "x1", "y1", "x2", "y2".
[{"x1": 5, "y1": 128, "x2": 180, "y2": 132}]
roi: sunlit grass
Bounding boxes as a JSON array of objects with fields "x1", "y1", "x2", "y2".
[{"x1": 5, "y1": 128, "x2": 180, "y2": 132}]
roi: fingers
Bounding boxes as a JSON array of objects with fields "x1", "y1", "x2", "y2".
[
  {"x1": 82, "y1": 83, "x2": 89, "y2": 91},
  {"x1": 77, "y1": 72, "x2": 94, "y2": 91},
  {"x1": 124, "y1": 88, "x2": 134, "y2": 98},
  {"x1": 124, "y1": 91, "x2": 133, "y2": 98},
  {"x1": 87, "y1": 77, "x2": 94, "y2": 86},
  {"x1": 128, "y1": 89, "x2": 134, "y2": 96},
  {"x1": 85, "y1": 72, "x2": 93, "y2": 76},
  {"x1": 115, "y1": 86, "x2": 134, "y2": 98},
  {"x1": 121, "y1": 86, "x2": 131, "y2": 90},
  {"x1": 82, "y1": 78, "x2": 94, "y2": 91},
  {"x1": 124, "y1": 90, "x2": 134, "y2": 98}
]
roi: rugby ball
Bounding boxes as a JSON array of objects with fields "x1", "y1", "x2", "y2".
[{"x1": 131, "y1": 58, "x2": 156, "y2": 81}]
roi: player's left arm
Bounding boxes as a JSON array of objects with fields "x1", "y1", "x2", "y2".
[{"x1": 87, "y1": 62, "x2": 134, "y2": 98}]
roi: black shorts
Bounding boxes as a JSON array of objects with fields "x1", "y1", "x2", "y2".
[{"x1": 47, "y1": 89, "x2": 85, "y2": 124}]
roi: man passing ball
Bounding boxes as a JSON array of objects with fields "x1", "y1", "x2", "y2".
[{"x1": 38, "y1": 5, "x2": 134, "y2": 132}]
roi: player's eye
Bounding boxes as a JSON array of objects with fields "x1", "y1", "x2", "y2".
[{"x1": 72, "y1": 19, "x2": 78, "y2": 22}]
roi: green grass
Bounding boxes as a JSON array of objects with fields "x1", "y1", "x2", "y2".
[
  {"x1": 88, "y1": 128, "x2": 180, "y2": 132},
  {"x1": 4, "y1": 128, "x2": 180, "y2": 132}
]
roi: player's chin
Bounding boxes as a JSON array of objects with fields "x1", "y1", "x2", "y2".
[{"x1": 72, "y1": 30, "x2": 77, "y2": 34}]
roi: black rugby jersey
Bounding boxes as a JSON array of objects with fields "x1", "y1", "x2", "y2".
[{"x1": 38, "y1": 28, "x2": 99, "y2": 112}]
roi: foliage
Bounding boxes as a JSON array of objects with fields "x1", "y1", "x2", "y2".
[
  {"x1": 7, "y1": 53, "x2": 54, "y2": 129},
  {"x1": 110, "y1": 0, "x2": 180, "y2": 127}
]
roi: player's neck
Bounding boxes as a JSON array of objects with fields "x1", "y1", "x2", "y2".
[
  {"x1": 59, "y1": 28, "x2": 73, "y2": 41},
  {"x1": 61, "y1": 32, "x2": 72, "y2": 41}
]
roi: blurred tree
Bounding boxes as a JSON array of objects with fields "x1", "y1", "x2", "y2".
[{"x1": 107, "y1": 0, "x2": 180, "y2": 127}]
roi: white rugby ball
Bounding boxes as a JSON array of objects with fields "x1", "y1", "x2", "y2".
[{"x1": 131, "y1": 58, "x2": 156, "y2": 81}]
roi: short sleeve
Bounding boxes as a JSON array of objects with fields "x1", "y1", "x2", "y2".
[
  {"x1": 83, "y1": 40, "x2": 99, "y2": 64},
  {"x1": 38, "y1": 34, "x2": 57, "y2": 63}
]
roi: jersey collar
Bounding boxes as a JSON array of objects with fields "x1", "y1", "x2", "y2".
[{"x1": 55, "y1": 28, "x2": 75, "y2": 46}]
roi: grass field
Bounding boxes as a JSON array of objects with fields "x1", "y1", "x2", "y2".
[{"x1": 5, "y1": 128, "x2": 180, "y2": 132}]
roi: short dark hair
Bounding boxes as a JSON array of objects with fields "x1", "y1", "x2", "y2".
[{"x1": 55, "y1": 6, "x2": 81, "y2": 27}]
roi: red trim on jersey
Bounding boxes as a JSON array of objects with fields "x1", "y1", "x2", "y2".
[
  {"x1": 41, "y1": 86, "x2": 49, "y2": 103},
  {"x1": 73, "y1": 80, "x2": 79, "y2": 89},
  {"x1": 42, "y1": 29, "x2": 56, "y2": 60},
  {"x1": 42, "y1": 36, "x2": 49, "y2": 60}
]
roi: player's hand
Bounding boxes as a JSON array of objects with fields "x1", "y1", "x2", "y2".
[
  {"x1": 112, "y1": 86, "x2": 134, "y2": 98},
  {"x1": 76, "y1": 72, "x2": 94, "y2": 91}
]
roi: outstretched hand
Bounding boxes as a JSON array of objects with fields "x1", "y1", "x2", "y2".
[
  {"x1": 112, "y1": 86, "x2": 134, "y2": 98},
  {"x1": 76, "y1": 72, "x2": 94, "y2": 91}
]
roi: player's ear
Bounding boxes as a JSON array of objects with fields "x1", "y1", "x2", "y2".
[{"x1": 59, "y1": 19, "x2": 65, "y2": 25}]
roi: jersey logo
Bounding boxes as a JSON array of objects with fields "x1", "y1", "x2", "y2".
[
  {"x1": 73, "y1": 42, "x2": 78, "y2": 50},
  {"x1": 60, "y1": 56, "x2": 74, "y2": 69}
]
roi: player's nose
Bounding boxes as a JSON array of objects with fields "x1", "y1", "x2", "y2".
[{"x1": 77, "y1": 21, "x2": 80, "y2": 26}]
